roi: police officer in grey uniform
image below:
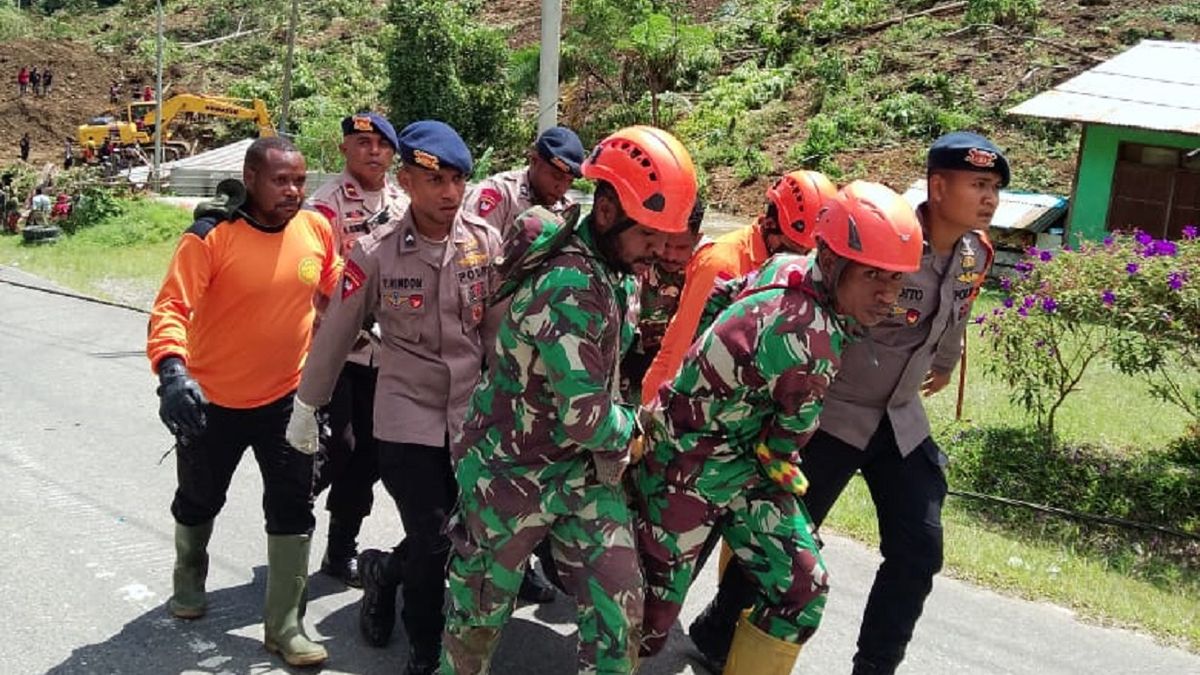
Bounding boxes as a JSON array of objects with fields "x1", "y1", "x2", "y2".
[
  {"x1": 689, "y1": 131, "x2": 1006, "y2": 675},
  {"x1": 462, "y1": 125, "x2": 583, "y2": 235},
  {"x1": 307, "y1": 112, "x2": 408, "y2": 587},
  {"x1": 287, "y1": 120, "x2": 502, "y2": 675}
]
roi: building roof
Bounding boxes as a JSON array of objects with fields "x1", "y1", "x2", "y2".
[
  {"x1": 1008, "y1": 40, "x2": 1200, "y2": 135},
  {"x1": 902, "y1": 179, "x2": 1067, "y2": 233}
]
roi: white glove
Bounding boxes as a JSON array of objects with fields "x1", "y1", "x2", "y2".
[{"x1": 285, "y1": 398, "x2": 320, "y2": 455}]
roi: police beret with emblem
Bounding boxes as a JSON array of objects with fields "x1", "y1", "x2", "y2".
[
  {"x1": 397, "y1": 120, "x2": 473, "y2": 175},
  {"x1": 535, "y1": 126, "x2": 585, "y2": 178},
  {"x1": 340, "y1": 112, "x2": 399, "y2": 152},
  {"x1": 927, "y1": 131, "x2": 1010, "y2": 188}
]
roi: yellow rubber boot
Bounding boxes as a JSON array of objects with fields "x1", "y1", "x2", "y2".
[{"x1": 722, "y1": 611, "x2": 802, "y2": 675}]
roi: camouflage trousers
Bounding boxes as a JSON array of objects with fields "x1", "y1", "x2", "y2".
[
  {"x1": 632, "y1": 436, "x2": 829, "y2": 655},
  {"x1": 441, "y1": 452, "x2": 644, "y2": 675}
]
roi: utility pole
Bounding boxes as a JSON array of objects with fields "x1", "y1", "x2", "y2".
[
  {"x1": 153, "y1": 0, "x2": 164, "y2": 191},
  {"x1": 278, "y1": 0, "x2": 299, "y2": 135},
  {"x1": 537, "y1": 0, "x2": 562, "y2": 134}
]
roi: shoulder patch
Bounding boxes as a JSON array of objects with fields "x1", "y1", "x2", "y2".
[
  {"x1": 476, "y1": 187, "x2": 503, "y2": 217},
  {"x1": 312, "y1": 203, "x2": 337, "y2": 224},
  {"x1": 185, "y1": 216, "x2": 221, "y2": 240},
  {"x1": 341, "y1": 258, "x2": 367, "y2": 299}
]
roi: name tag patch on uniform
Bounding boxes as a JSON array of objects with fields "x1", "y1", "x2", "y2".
[
  {"x1": 341, "y1": 259, "x2": 367, "y2": 299},
  {"x1": 382, "y1": 277, "x2": 424, "y2": 290},
  {"x1": 953, "y1": 287, "x2": 974, "y2": 301},
  {"x1": 477, "y1": 187, "x2": 502, "y2": 217},
  {"x1": 899, "y1": 287, "x2": 924, "y2": 302},
  {"x1": 457, "y1": 265, "x2": 487, "y2": 284}
]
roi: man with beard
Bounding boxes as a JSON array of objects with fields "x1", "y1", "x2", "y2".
[
  {"x1": 634, "y1": 182, "x2": 924, "y2": 675},
  {"x1": 288, "y1": 120, "x2": 503, "y2": 675},
  {"x1": 441, "y1": 126, "x2": 697, "y2": 675},
  {"x1": 146, "y1": 137, "x2": 341, "y2": 667},
  {"x1": 306, "y1": 112, "x2": 407, "y2": 588},
  {"x1": 462, "y1": 125, "x2": 584, "y2": 236}
]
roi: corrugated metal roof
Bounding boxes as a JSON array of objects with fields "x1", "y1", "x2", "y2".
[
  {"x1": 902, "y1": 179, "x2": 1068, "y2": 233},
  {"x1": 127, "y1": 138, "x2": 255, "y2": 184},
  {"x1": 1008, "y1": 40, "x2": 1200, "y2": 134}
]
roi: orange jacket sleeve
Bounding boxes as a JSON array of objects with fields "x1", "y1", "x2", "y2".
[
  {"x1": 640, "y1": 247, "x2": 723, "y2": 405},
  {"x1": 146, "y1": 232, "x2": 214, "y2": 373}
]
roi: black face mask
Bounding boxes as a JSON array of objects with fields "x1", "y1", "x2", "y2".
[{"x1": 593, "y1": 214, "x2": 639, "y2": 275}]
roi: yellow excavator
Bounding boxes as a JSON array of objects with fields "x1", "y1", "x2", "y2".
[{"x1": 77, "y1": 94, "x2": 276, "y2": 162}]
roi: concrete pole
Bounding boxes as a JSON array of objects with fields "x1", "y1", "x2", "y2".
[
  {"x1": 278, "y1": 0, "x2": 299, "y2": 135},
  {"x1": 537, "y1": 0, "x2": 562, "y2": 134},
  {"x1": 153, "y1": 0, "x2": 164, "y2": 191}
]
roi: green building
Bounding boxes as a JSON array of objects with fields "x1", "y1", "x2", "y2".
[{"x1": 1009, "y1": 40, "x2": 1200, "y2": 246}]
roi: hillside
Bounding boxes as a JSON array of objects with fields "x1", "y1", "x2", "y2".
[{"x1": 3, "y1": 1, "x2": 1199, "y2": 216}]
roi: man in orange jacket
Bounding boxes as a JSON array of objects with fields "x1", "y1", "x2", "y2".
[
  {"x1": 146, "y1": 137, "x2": 341, "y2": 668},
  {"x1": 640, "y1": 170, "x2": 838, "y2": 405}
]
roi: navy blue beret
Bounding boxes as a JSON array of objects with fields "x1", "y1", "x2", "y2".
[
  {"x1": 397, "y1": 120, "x2": 473, "y2": 175},
  {"x1": 535, "y1": 126, "x2": 584, "y2": 177},
  {"x1": 341, "y1": 112, "x2": 399, "y2": 152},
  {"x1": 927, "y1": 131, "x2": 1010, "y2": 187}
]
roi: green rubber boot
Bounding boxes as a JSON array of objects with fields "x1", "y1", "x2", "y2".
[
  {"x1": 169, "y1": 521, "x2": 213, "y2": 619},
  {"x1": 263, "y1": 534, "x2": 328, "y2": 667}
]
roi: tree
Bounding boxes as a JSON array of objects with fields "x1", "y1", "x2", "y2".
[{"x1": 384, "y1": 0, "x2": 520, "y2": 159}]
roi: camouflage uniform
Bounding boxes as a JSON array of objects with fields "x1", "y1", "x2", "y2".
[
  {"x1": 620, "y1": 262, "x2": 686, "y2": 402},
  {"x1": 442, "y1": 210, "x2": 643, "y2": 675},
  {"x1": 632, "y1": 253, "x2": 852, "y2": 654}
]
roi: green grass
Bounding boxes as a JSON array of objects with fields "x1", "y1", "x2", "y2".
[
  {"x1": 0, "y1": 198, "x2": 189, "y2": 306},
  {"x1": 825, "y1": 477, "x2": 1200, "y2": 651}
]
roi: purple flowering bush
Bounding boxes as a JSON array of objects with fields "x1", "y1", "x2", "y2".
[{"x1": 979, "y1": 229, "x2": 1200, "y2": 440}]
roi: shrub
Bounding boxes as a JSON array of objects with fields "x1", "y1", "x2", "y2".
[
  {"x1": 964, "y1": 0, "x2": 1041, "y2": 31},
  {"x1": 384, "y1": 0, "x2": 520, "y2": 159}
]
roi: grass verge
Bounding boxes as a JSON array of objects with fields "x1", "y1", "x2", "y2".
[
  {"x1": 824, "y1": 469, "x2": 1200, "y2": 652},
  {"x1": 0, "y1": 198, "x2": 189, "y2": 308}
]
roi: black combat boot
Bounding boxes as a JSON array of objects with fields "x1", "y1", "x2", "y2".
[
  {"x1": 357, "y1": 549, "x2": 399, "y2": 647},
  {"x1": 320, "y1": 516, "x2": 363, "y2": 587}
]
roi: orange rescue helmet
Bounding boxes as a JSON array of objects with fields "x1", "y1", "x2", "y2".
[
  {"x1": 581, "y1": 125, "x2": 697, "y2": 234},
  {"x1": 816, "y1": 180, "x2": 923, "y2": 273},
  {"x1": 766, "y1": 170, "x2": 837, "y2": 250}
]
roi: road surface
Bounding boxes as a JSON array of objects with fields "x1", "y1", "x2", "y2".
[{"x1": 1, "y1": 266, "x2": 1197, "y2": 675}]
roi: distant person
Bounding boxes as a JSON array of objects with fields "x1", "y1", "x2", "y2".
[
  {"x1": 42, "y1": 68, "x2": 53, "y2": 95},
  {"x1": 63, "y1": 137, "x2": 74, "y2": 170},
  {"x1": 109, "y1": 80, "x2": 120, "y2": 104},
  {"x1": 144, "y1": 85, "x2": 154, "y2": 102},
  {"x1": 19, "y1": 133, "x2": 31, "y2": 162},
  {"x1": 30, "y1": 187, "x2": 52, "y2": 226},
  {"x1": 17, "y1": 66, "x2": 29, "y2": 96},
  {"x1": 51, "y1": 193, "x2": 71, "y2": 220},
  {"x1": 29, "y1": 67, "x2": 41, "y2": 97}
]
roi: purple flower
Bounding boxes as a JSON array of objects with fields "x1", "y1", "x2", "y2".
[
  {"x1": 1026, "y1": 246, "x2": 1041, "y2": 257},
  {"x1": 1000, "y1": 276, "x2": 1012, "y2": 291},
  {"x1": 1041, "y1": 297, "x2": 1058, "y2": 313},
  {"x1": 1023, "y1": 295, "x2": 1037, "y2": 309},
  {"x1": 1168, "y1": 271, "x2": 1188, "y2": 291},
  {"x1": 1003, "y1": 297, "x2": 1015, "y2": 308},
  {"x1": 1018, "y1": 306, "x2": 1029, "y2": 317},
  {"x1": 1039, "y1": 250, "x2": 1053, "y2": 262},
  {"x1": 974, "y1": 314, "x2": 986, "y2": 325},
  {"x1": 1103, "y1": 235, "x2": 1115, "y2": 247},
  {"x1": 1126, "y1": 262, "x2": 1140, "y2": 276},
  {"x1": 1015, "y1": 261, "x2": 1033, "y2": 275},
  {"x1": 1184, "y1": 225, "x2": 1198, "y2": 240},
  {"x1": 1101, "y1": 289, "x2": 1116, "y2": 306},
  {"x1": 1149, "y1": 240, "x2": 1178, "y2": 257},
  {"x1": 1135, "y1": 231, "x2": 1153, "y2": 246}
]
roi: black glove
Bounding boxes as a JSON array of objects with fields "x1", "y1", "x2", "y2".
[
  {"x1": 192, "y1": 178, "x2": 246, "y2": 222},
  {"x1": 156, "y1": 356, "x2": 208, "y2": 441}
]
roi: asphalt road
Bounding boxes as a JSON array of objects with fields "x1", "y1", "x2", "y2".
[{"x1": 2, "y1": 265, "x2": 1198, "y2": 675}]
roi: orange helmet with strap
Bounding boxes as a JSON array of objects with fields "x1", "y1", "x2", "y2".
[
  {"x1": 767, "y1": 170, "x2": 837, "y2": 250},
  {"x1": 816, "y1": 180, "x2": 923, "y2": 273},
  {"x1": 580, "y1": 126, "x2": 697, "y2": 234}
]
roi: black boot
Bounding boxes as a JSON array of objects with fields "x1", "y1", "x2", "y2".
[
  {"x1": 404, "y1": 640, "x2": 440, "y2": 675},
  {"x1": 852, "y1": 655, "x2": 896, "y2": 675},
  {"x1": 688, "y1": 559, "x2": 756, "y2": 671},
  {"x1": 321, "y1": 516, "x2": 363, "y2": 587},
  {"x1": 357, "y1": 549, "x2": 399, "y2": 647}
]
